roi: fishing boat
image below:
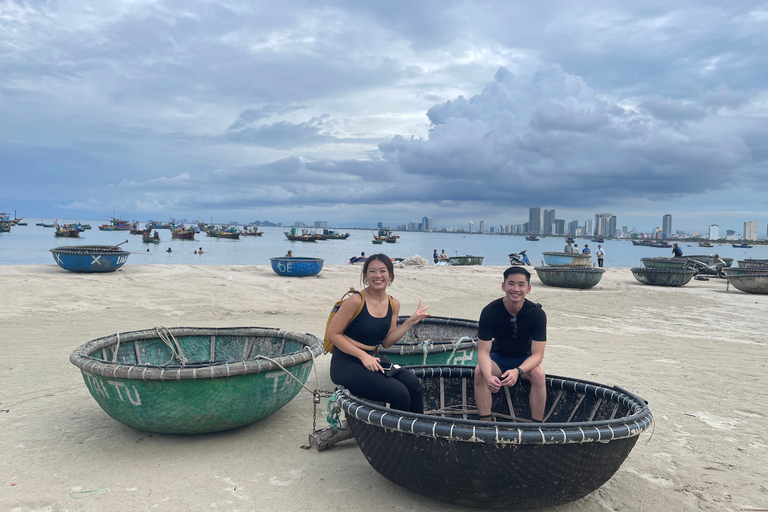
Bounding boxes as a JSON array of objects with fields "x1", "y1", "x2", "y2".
[
  {"x1": 0, "y1": 212, "x2": 11, "y2": 233},
  {"x1": 142, "y1": 230, "x2": 160, "y2": 243},
  {"x1": 724, "y1": 271, "x2": 768, "y2": 294},
  {"x1": 70, "y1": 326, "x2": 323, "y2": 434},
  {"x1": 732, "y1": 243, "x2": 753, "y2": 248},
  {"x1": 269, "y1": 256, "x2": 324, "y2": 276},
  {"x1": 534, "y1": 266, "x2": 605, "y2": 289},
  {"x1": 284, "y1": 228, "x2": 318, "y2": 242},
  {"x1": 208, "y1": 226, "x2": 241, "y2": 239},
  {"x1": 170, "y1": 225, "x2": 196, "y2": 240},
  {"x1": 371, "y1": 239, "x2": 383, "y2": 244},
  {"x1": 50, "y1": 243, "x2": 130, "y2": 273},
  {"x1": 129, "y1": 222, "x2": 146, "y2": 235},
  {"x1": 525, "y1": 235, "x2": 539, "y2": 241},
  {"x1": 698, "y1": 241, "x2": 714, "y2": 247},
  {"x1": 542, "y1": 252, "x2": 592, "y2": 267},
  {"x1": 377, "y1": 316, "x2": 478, "y2": 366},
  {"x1": 98, "y1": 217, "x2": 134, "y2": 231},
  {"x1": 640, "y1": 257, "x2": 688, "y2": 269},
  {"x1": 565, "y1": 237, "x2": 575, "y2": 243},
  {"x1": 632, "y1": 239, "x2": 671, "y2": 248},
  {"x1": 54, "y1": 223, "x2": 81, "y2": 238},
  {"x1": 630, "y1": 267, "x2": 696, "y2": 287},
  {"x1": 590, "y1": 237, "x2": 605, "y2": 243},
  {"x1": 322, "y1": 229, "x2": 349, "y2": 240},
  {"x1": 335, "y1": 365, "x2": 652, "y2": 509},
  {"x1": 373, "y1": 227, "x2": 398, "y2": 243},
  {"x1": 42, "y1": 223, "x2": 57, "y2": 228},
  {"x1": 447, "y1": 255, "x2": 484, "y2": 266},
  {"x1": 241, "y1": 226, "x2": 263, "y2": 236}
]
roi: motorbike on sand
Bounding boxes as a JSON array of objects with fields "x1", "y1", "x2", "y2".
[
  {"x1": 509, "y1": 250, "x2": 531, "y2": 266},
  {"x1": 684, "y1": 257, "x2": 727, "y2": 279}
]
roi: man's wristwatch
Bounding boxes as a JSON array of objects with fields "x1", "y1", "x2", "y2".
[{"x1": 516, "y1": 367, "x2": 524, "y2": 378}]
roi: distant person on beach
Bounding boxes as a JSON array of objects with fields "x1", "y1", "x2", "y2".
[
  {"x1": 564, "y1": 241, "x2": 574, "y2": 253},
  {"x1": 474, "y1": 266, "x2": 547, "y2": 422},
  {"x1": 582, "y1": 244, "x2": 591, "y2": 255},
  {"x1": 198, "y1": 247, "x2": 203, "y2": 254},
  {"x1": 194, "y1": 250, "x2": 198, "y2": 254},
  {"x1": 285, "y1": 250, "x2": 292, "y2": 257},
  {"x1": 596, "y1": 245, "x2": 605, "y2": 267},
  {"x1": 166, "y1": 247, "x2": 172, "y2": 253},
  {"x1": 672, "y1": 243, "x2": 683, "y2": 258},
  {"x1": 573, "y1": 244, "x2": 579, "y2": 254},
  {"x1": 327, "y1": 254, "x2": 430, "y2": 413},
  {"x1": 433, "y1": 249, "x2": 439, "y2": 264}
]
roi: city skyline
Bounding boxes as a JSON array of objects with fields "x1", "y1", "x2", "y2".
[{"x1": 2, "y1": 2, "x2": 767, "y2": 234}]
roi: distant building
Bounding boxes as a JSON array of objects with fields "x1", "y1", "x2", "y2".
[
  {"x1": 594, "y1": 213, "x2": 615, "y2": 237},
  {"x1": 314, "y1": 221, "x2": 328, "y2": 228},
  {"x1": 422, "y1": 217, "x2": 433, "y2": 231},
  {"x1": 584, "y1": 220, "x2": 592, "y2": 236},
  {"x1": 744, "y1": 221, "x2": 758, "y2": 240},
  {"x1": 726, "y1": 229, "x2": 736, "y2": 236},
  {"x1": 468, "y1": 221, "x2": 474, "y2": 233},
  {"x1": 662, "y1": 214, "x2": 672, "y2": 238},
  {"x1": 709, "y1": 224, "x2": 719, "y2": 240},
  {"x1": 529, "y1": 207, "x2": 541, "y2": 234},
  {"x1": 567, "y1": 220, "x2": 579, "y2": 236},
  {"x1": 479, "y1": 220, "x2": 484, "y2": 233},
  {"x1": 543, "y1": 209, "x2": 555, "y2": 235},
  {"x1": 554, "y1": 219, "x2": 565, "y2": 235}
]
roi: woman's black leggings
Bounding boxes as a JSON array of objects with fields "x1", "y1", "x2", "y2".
[{"x1": 330, "y1": 350, "x2": 423, "y2": 414}]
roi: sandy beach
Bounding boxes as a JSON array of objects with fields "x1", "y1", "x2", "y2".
[{"x1": 1, "y1": 263, "x2": 766, "y2": 512}]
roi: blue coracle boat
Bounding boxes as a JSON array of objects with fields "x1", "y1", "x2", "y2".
[
  {"x1": 270, "y1": 256, "x2": 324, "y2": 276},
  {"x1": 50, "y1": 245, "x2": 131, "y2": 273}
]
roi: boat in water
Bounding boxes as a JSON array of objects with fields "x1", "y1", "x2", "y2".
[
  {"x1": 284, "y1": 227, "x2": 319, "y2": 242},
  {"x1": 372, "y1": 227, "x2": 398, "y2": 243},
  {"x1": 335, "y1": 365, "x2": 652, "y2": 509},
  {"x1": 732, "y1": 243, "x2": 753, "y2": 248},
  {"x1": 54, "y1": 223, "x2": 82, "y2": 238},
  {"x1": 142, "y1": 230, "x2": 160, "y2": 243},
  {"x1": 170, "y1": 224, "x2": 196, "y2": 240},
  {"x1": 525, "y1": 235, "x2": 539, "y2": 241},
  {"x1": 698, "y1": 241, "x2": 714, "y2": 247},
  {"x1": 632, "y1": 239, "x2": 671, "y2": 248}
]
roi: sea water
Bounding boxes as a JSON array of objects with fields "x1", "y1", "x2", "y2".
[{"x1": 1, "y1": 223, "x2": 765, "y2": 268}]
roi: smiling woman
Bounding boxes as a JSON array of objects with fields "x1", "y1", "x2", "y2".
[{"x1": 326, "y1": 253, "x2": 430, "y2": 413}]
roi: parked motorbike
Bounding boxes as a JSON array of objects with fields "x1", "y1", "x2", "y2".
[
  {"x1": 684, "y1": 257, "x2": 726, "y2": 278},
  {"x1": 509, "y1": 250, "x2": 531, "y2": 266}
]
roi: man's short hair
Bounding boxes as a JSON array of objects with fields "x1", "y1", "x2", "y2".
[{"x1": 503, "y1": 266, "x2": 531, "y2": 283}]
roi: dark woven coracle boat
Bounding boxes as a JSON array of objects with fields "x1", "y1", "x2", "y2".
[
  {"x1": 70, "y1": 327, "x2": 323, "y2": 434},
  {"x1": 534, "y1": 266, "x2": 605, "y2": 289},
  {"x1": 640, "y1": 257, "x2": 688, "y2": 269},
  {"x1": 336, "y1": 366, "x2": 652, "y2": 509},
  {"x1": 50, "y1": 245, "x2": 130, "y2": 272},
  {"x1": 630, "y1": 267, "x2": 696, "y2": 287},
  {"x1": 724, "y1": 271, "x2": 768, "y2": 294},
  {"x1": 377, "y1": 316, "x2": 478, "y2": 366},
  {"x1": 738, "y1": 258, "x2": 768, "y2": 267}
]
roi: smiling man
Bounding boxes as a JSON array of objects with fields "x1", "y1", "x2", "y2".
[{"x1": 474, "y1": 266, "x2": 547, "y2": 422}]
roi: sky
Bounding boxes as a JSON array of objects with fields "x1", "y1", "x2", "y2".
[{"x1": 2, "y1": 1, "x2": 768, "y2": 235}]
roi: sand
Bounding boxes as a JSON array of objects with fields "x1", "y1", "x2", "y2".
[{"x1": 1, "y1": 263, "x2": 766, "y2": 512}]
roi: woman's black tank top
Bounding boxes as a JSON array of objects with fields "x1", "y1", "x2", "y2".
[{"x1": 343, "y1": 297, "x2": 392, "y2": 347}]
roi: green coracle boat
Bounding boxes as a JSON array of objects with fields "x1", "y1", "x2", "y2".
[
  {"x1": 640, "y1": 257, "x2": 688, "y2": 269},
  {"x1": 447, "y1": 255, "x2": 484, "y2": 266},
  {"x1": 70, "y1": 327, "x2": 322, "y2": 434},
  {"x1": 377, "y1": 316, "x2": 479, "y2": 366}
]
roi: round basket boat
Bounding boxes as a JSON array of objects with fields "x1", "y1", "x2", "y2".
[
  {"x1": 269, "y1": 256, "x2": 324, "y2": 276},
  {"x1": 377, "y1": 316, "x2": 479, "y2": 366},
  {"x1": 724, "y1": 266, "x2": 768, "y2": 276},
  {"x1": 70, "y1": 327, "x2": 323, "y2": 434},
  {"x1": 737, "y1": 258, "x2": 768, "y2": 267},
  {"x1": 630, "y1": 267, "x2": 696, "y2": 287},
  {"x1": 542, "y1": 251, "x2": 592, "y2": 267},
  {"x1": 50, "y1": 245, "x2": 130, "y2": 273},
  {"x1": 724, "y1": 272, "x2": 768, "y2": 294},
  {"x1": 336, "y1": 366, "x2": 652, "y2": 510},
  {"x1": 640, "y1": 257, "x2": 688, "y2": 269},
  {"x1": 534, "y1": 266, "x2": 605, "y2": 289}
]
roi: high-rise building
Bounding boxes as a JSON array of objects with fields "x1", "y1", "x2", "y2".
[
  {"x1": 662, "y1": 214, "x2": 672, "y2": 238},
  {"x1": 543, "y1": 209, "x2": 556, "y2": 235},
  {"x1": 422, "y1": 217, "x2": 433, "y2": 231},
  {"x1": 584, "y1": 220, "x2": 592, "y2": 236},
  {"x1": 469, "y1": 221, "x2": 474, "y2": 233},
  {"x1": 709, "y1": 224, "x2": 719, "y2": 240},
  {"x1": 607, "y1": 215, "x2": 617, "y2": 238},
  {"x1": 744, "y1": 221, "x2": 758, "y2": 240},
  {"x1": 528, "y1": 207, "x2": 541, "y2": 234},
  {"x1": 567, "y1": 220, "x2": 579, "y2": 236},
  {"x1": 594, "y1": 213, "x2": 614, "y2": 237},
  {"x1": 479, "y1": 221, "x2": 484, "y2": 233},
  {"x1": 554, "y1": 219, "x2": 565, "y2": 235}
]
